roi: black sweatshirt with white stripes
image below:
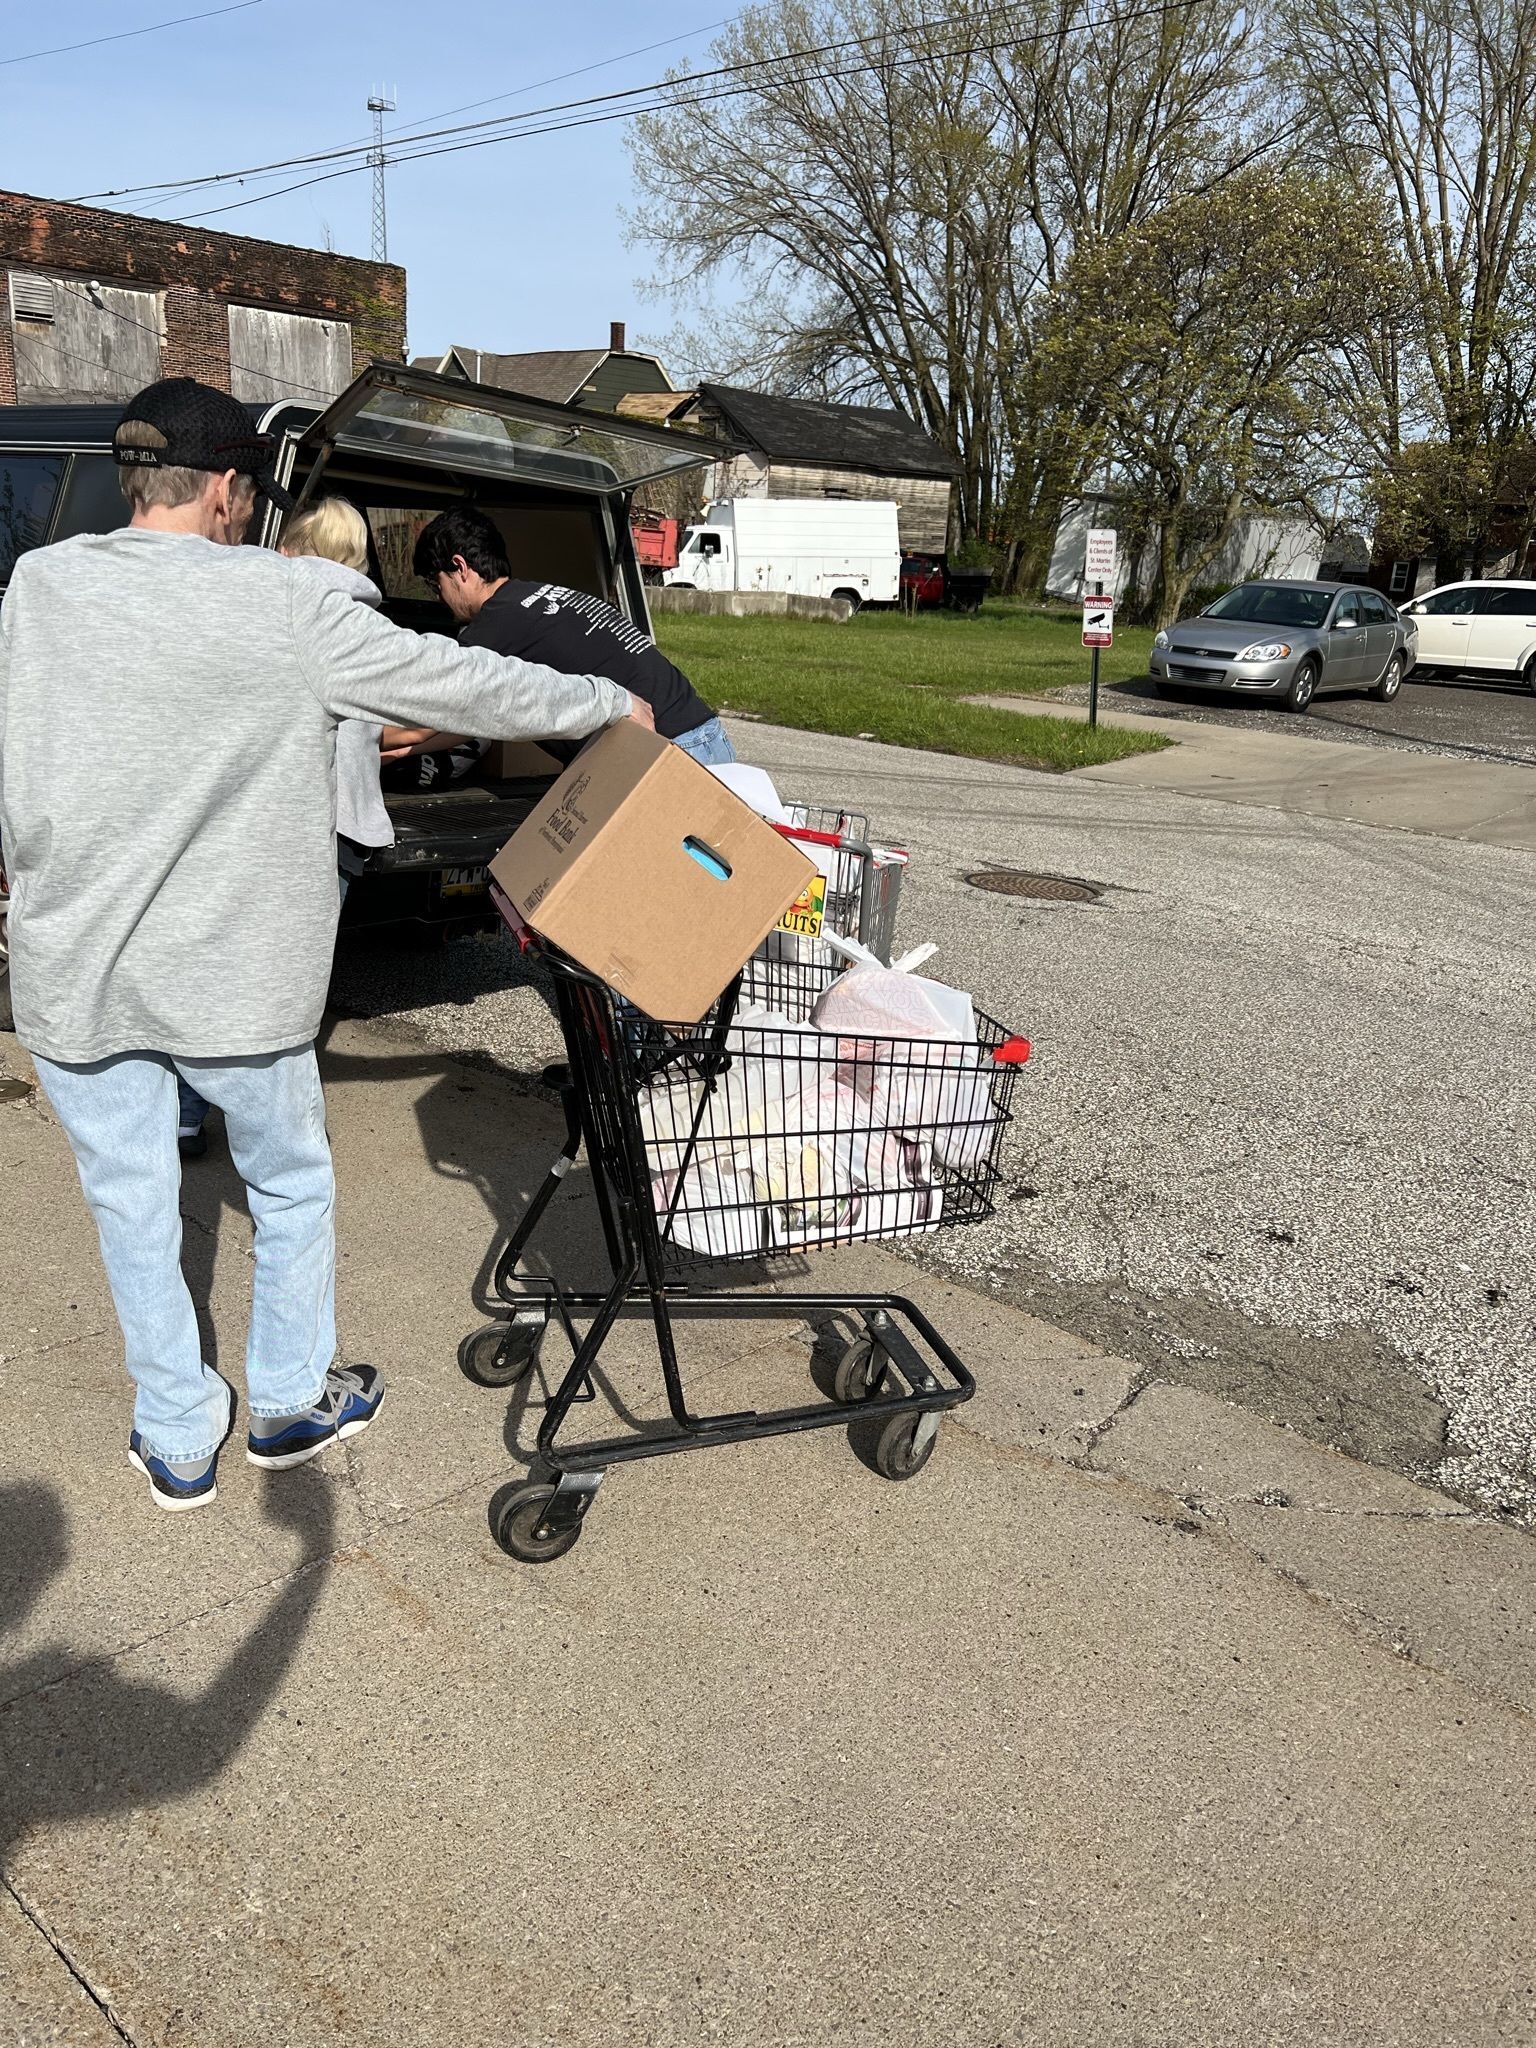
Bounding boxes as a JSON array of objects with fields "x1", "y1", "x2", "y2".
[{"x1": 460, "y1": 580, "x2": 715, "y2": 762}]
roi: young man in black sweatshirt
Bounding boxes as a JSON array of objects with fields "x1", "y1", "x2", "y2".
[{"x1": 410, "y1": 505, "x2": 734, "y2": 768}]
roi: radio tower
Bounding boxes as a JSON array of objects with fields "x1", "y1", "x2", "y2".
[{"x1": 367, "y1": 89, "x2": 396, "y2": 263}]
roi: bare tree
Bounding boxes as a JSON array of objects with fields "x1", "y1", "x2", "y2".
[
  {"x1": 627, "y1": 0, "x2": 1266, "y2": 579},
  {"x1": 1290, "y1": 0, "x2": 1536, "y2": 576}
]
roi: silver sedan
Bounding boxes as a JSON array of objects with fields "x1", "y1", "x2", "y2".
[{"x1": 1149, "y1": 580, "x2": 1417, "y2": 714}]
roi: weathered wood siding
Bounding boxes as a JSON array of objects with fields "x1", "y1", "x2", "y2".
[
  {"x1": 11, "y1": 277, "x2": 162, "y2": 402},
  {"x1": 228, "y1": 305, "x2": 354, "y2": 404},
  {"x1": 708, "y1": 453, "x2": 951, "y2": 552}
]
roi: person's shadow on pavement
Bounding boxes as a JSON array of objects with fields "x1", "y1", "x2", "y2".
[{"x1": 0, "y1": 1473, "x2": 335, "y2": 1866}]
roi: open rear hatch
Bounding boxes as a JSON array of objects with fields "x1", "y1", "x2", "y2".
[
  {"x1": 278, "y1": 361, "x2": 733, "y2": 508},
  {"x1": 279, "y1": 367, "x2": 736, "y2": 905}
]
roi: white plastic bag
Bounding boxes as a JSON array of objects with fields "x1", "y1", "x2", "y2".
[
  {"x1": 809, "y1": 937, "x2": 976, "y2": 1044},
  {"x1": 652, "y1": 1162, "x2": 767, "y2": 1259},
  {"x1": 810, "y1": 936, "x2": 1002, "y2": 1174}
]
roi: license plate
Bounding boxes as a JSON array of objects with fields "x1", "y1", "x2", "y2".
[{"x1": 438, "y1": 865, "x2": 489, "y2": 898}]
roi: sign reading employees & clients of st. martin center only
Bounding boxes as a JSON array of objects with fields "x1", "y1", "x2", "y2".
[
  {"x1": 1084, "y1": 527, "x2": 1118, "y2": 584},
  {"x1": 1082, "y1": 596, "x2": 1114, "y2": 648}
]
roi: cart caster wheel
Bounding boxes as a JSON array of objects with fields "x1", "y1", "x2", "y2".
[
  {"x1": 833, "y1": 1335, "x2": 883, "y2": 1405},
  {"x1": 494, "y1": 1482, "x2": 583, "y2": 1564},
  {"x1": 874, "y1": 1410, "x2": 938, "y2": 1481},
  {"x1": 459, "y1": 1320, "x2": 541, "y2": 1389}
]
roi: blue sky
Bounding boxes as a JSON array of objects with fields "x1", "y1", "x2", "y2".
[{"x1": 1, "y1": 0, "x2": 735, "y2": 365}]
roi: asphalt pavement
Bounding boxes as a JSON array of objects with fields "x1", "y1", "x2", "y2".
[
  {"x1": 1055, "y1": 669, "x2": 1536, "y2": 766},
  {"x1": 6, "y1": 709, "x2": 1536, "y2": 2041},
  {"x1": 330, "y1": 719, "x2": 1536, "y2": 1523}
]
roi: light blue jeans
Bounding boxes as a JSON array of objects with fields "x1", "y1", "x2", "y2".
[
  {"x1": 672, "y1": 715, "x2": 736, "y2": 766},
  {"x1": 180, "y1": 869, "x2": 351, "y2": 1139},
  {"x1": 34, "y1": 1046, "x2": 336, "y2": 1462}
]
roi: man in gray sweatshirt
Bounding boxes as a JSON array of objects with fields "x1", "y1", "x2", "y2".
[{"x1": 0, "y1": 376, "x2": 650, "y2": 1512}]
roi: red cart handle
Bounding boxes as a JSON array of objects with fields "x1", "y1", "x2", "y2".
[
  {"x1": 772, "y1": 823, "x2": 847, "y2": 848},
  {"x1": 992, "y1": 1037, "x2": 1031, "y2": 1064}
]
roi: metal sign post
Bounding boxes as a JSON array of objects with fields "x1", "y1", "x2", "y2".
[{"x1": 1083, "y1": 530, "x2": 1118, "y2": 729}]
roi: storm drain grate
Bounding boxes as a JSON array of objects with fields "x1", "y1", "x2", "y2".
[{"x1": 965, "y1": 868, "x2": 1105, "y2": 903}]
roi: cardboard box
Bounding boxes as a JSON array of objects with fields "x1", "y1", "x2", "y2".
[
  {"x1": 489, "y1": 723, "x2": 817, "y2": 1022},
  {"x1": 482, "y1": 739, "x2": 565, "y2": 781}
]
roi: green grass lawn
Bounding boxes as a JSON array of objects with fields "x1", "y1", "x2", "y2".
[{"x1": 652, "y1": 600, "x2": 1168, "y2": 772}]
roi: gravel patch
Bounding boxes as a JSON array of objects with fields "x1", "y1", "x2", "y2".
[
  {"x1": 1051, "y1": 675, "x2": 1536, "y2": 767},
  {"x1": 334, "y1": 721, "x2": 1536, "y2": 1520}
]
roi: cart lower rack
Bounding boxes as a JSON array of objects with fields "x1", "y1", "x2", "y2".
[{"x1": 464, "y1": 915, "x2": 1028, "y2": 1562}]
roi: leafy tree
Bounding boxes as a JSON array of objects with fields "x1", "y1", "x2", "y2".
[{"x1": 1050, "y1": 169, "x2": 1403, "y2": 624}]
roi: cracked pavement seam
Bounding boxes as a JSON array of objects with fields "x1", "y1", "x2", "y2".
[
  {"x1": 953, "y1": 1397, "x2": 1532, "y2": 1724},
  {"x1": 2, "y1": 1872, "x2": 137, "y2": 2047}
]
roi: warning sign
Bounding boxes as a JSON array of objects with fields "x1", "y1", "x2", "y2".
[
  {"x1": 777, "y1": 870, "x2": 828, "y2": 938},
  {"x1": 1082, "y1": 597, "x2": 1114, "y2": 648}
]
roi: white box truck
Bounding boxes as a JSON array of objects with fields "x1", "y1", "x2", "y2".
[{"x1": 663, "y1": 498, "x2": 901, "y2": 607}]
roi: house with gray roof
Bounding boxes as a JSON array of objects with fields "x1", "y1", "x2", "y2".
[
  {"x1": 412, "y1": 322, "x2": 673, "y2": 414},
  {"x1": 679, "y1": 383, "x2": 956, "y2": 554},
  {"x1": 412, "y1": 333, "x2": 956, "y2": 551}
]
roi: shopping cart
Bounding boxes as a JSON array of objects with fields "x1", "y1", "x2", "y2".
[
  {"x1": 772, "y1": 803, "x2": 908, "y2": 963},
  {"x1": 462, "y1": 902, "x2": 1029, "y2": 1562}
]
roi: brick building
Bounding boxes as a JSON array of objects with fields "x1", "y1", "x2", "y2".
[{"x1": 0, "y1": 189, "x2": 405, "y2": 409}]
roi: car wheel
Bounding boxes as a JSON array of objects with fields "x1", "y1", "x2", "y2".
[
  {"x1": 1525, "y1": 654, "x2": 1536, "y2": 696},
  {"x1": 1373, "y1": 653, "x2": 1405, "y2": 702},
  {"x1": 1283, "y1": 660, "x2": 1319, "y2": 714},
  {"x1": 831, "y1": 587, "x2": 862, "y2": 613}
]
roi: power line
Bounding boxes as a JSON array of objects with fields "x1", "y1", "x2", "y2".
[
  {"x1": 380, "y1": 17, "x2": 736, "y2": 146},
  {"x1": 171, "y1": 0, "x2": 1214, "y2": 222},
  {"x1": 0, "y1": 0, "x2": 263, "y2": 69},
  {"x1": 78, "y1": 15, "x2": 738, "y2": 218},
  {"x1": 78, "y1": 0, "x2": 1212, "y2": 232},
  {"x1": 72, "y1": 0, "x2": 1054, "y2": 208}
]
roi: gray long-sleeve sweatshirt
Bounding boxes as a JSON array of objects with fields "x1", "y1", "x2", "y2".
[{"x1": 0, "y1": 526, "x2": 629, "y2": 1062}]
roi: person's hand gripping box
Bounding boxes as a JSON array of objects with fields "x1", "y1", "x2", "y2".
[{"x1": 489, "y1": 723, "x2": 818, "y2": 1022}]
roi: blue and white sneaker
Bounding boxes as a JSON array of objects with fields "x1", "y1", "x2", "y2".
[
  {"x1": 128, "y1": 1431, "x2": 220, "y2": 1512},
  {"x1": 246, "y1": 1363, "x2": 385, "y2": 1471}
]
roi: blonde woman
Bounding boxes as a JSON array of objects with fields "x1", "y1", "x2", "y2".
[{"x1": 178, "y1": 498, "x2": 392, "y2": 1156}]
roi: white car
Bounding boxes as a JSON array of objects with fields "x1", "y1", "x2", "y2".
[{"x1": 1401, "y1": 580, "x2": 1536, "y2": 690}]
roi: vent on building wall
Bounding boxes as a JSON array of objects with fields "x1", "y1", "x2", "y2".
[{"x1": 10, "y1": 274, "x2": 57, "y2": 324}]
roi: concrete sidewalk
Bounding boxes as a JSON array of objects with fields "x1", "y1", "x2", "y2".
[
  {"x1": 966, "y1": 691, "x2": 1536, "y2": 850},
  {"x1": 2, "y1": 1019, "x2": 1534, "y2": 2046}
]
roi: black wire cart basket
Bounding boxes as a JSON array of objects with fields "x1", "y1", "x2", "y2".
[{"x1": 463, "y1": 894, "x2": 1030, "y2": 1563}]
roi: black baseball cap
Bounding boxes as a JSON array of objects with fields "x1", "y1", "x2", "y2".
[{"x1": 113, "y1": 377, "x2": 294, "y2": 510}]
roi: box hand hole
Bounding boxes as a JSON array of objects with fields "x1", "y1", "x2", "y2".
[{"x1": 683, "y1": 837, "x2": 733, "y2": 882}]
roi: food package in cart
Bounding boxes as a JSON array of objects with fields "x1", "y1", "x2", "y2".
[{"x1": 651, "y1": 1160, "x2": 766, "y2": 1259}]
